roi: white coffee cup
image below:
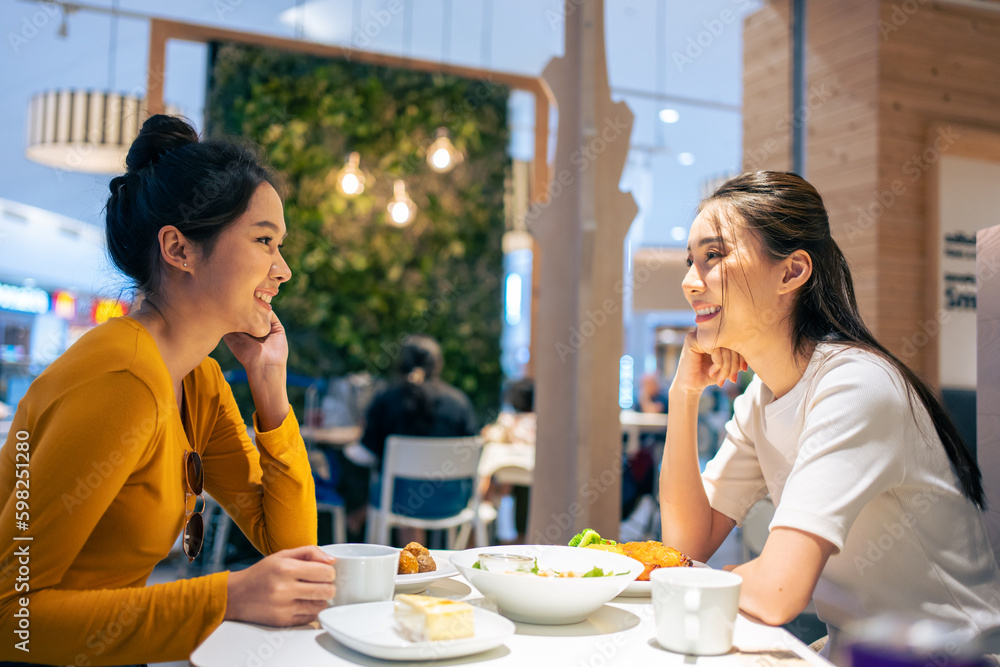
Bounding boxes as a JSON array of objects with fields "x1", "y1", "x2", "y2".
[
  {"x1": 320, "y1": 543, "x2": 398, "y2": 606},
  {"x1": 651, "y1": 567, "x2": 742, "y2": 655}
]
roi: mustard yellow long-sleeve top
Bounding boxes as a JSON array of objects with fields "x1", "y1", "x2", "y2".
[{"x1": 0, "y1": 316, "x2": 317, "y2": 665}]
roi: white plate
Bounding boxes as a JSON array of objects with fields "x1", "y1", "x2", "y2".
[
  {"x1": 395, "y1": 551, "x2": 459, "y2": 594},
  {"x1": 319, "y1": 600, "x2": 515, "y2": 661},
  {"x1": 617, "y1": 560, "x2": 709, "y2": 597}
]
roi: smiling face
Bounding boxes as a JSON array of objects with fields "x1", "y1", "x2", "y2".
[
  {"x1": 197, "y1": 182, "x2": 290, "y2": 338},
  {"x1": 683, "y1": 203, "x2": 788, "y2": 354}
]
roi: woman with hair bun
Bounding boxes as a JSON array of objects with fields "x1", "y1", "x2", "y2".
[
  {"x1": 661, "y1": 171, "x2": 1000, "y2": 660},
  {"x1": 0, "y1": 115, "x2": 334, "y2": 665}
]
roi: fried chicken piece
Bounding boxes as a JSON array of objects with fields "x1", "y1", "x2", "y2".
[
  {"x1": 416, "y1": 553, "x2": 437, "y2": 573},
  {"x1": 398, "y1": 549, "x2": 419, "y2": 574},
  {"x1": 404, "y1": 542, "x2": 430, "y2": 559},
  {"x1": 621, "y1": 541, "x2": 692, "y2": 581}
]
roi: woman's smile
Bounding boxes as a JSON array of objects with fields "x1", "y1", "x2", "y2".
[{"x1": 693, "y1": 302, "x2": 722, "y2": 323}]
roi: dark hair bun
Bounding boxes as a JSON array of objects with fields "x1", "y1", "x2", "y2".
[
  {"x1": 125, "y1": 114, "x2": 198, "y2": 173},
  {"x1": 105, "y1": 113, "x2": 278, "y2": 298}
]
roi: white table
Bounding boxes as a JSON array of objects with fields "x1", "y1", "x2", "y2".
[
  {"x1": 191, "y1": 573, "x2": 831, "y2": 666},
  {"x1": 620, "y1": 410, "x2": 668, "y2": 455}
]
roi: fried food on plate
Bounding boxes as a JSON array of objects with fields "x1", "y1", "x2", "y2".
[
  {"x1": 398, "y1": 542, "x2": 436, "y2": 574},
  {"x1": 417, "y1": 553, "x2": 437, "y2": 573},
  {"x1": 571, "y1": 528, "x2": 692, "y2": 582},
  {"x1": 398, "y1": 549, "x2": 419, "y2": 574},
  {"x1": 404, "y1": 542, "x2": 430, "y2": 558},
  {"x1": 620, "y1": 541, "x2": 692, "y2": 580}
]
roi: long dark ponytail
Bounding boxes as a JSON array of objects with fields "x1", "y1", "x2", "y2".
[{"x1": 704, "y1": 171, "x2": 985, "y2": 509}]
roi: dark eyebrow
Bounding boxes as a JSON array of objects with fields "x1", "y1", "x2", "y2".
[
  {"x1": 686, "y1": 236, "x2": 724, "y2": 252},
  {"x1": 252, "y1": 220, "x2": 288, "y2": 240}
]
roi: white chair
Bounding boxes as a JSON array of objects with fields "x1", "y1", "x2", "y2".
[
  {"x1": 458, "y1": 442, "x2": 535, "y2": 547},
  {"x1": 365, "y1": 436, "x2": 484, "y2": 549},
  {"x1": 317, "y1": 502, "x2": 348, "y2": 545}
]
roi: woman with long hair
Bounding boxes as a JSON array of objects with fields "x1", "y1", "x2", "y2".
[
  {"x1": 0, "y1": 115, "x2": 335, "y2": 665},
  {"x1": 661, "y1": 171, "x2": 999, "y2": 659}
]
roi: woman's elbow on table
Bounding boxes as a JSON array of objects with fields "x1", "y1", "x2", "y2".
[{"x1": 728, "y1": 527, "x2": 835, "y2": 627}]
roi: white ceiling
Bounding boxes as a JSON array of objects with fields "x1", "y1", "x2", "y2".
[{"x1": 0, "y1": 0, "x2": 754, "y2": 256}]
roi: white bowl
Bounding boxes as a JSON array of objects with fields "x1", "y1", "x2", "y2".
[{"x1": 450, "y1": 545, "x2": 643, "y2": 625}]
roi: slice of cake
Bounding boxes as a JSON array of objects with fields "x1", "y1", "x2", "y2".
[{"x1": 394, "y1": 594, "x2": 475, "y2": 642}]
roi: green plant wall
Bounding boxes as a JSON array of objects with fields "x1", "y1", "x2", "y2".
[{"x1": 206, "y1": 43, "x2": 509, "y2": 422}]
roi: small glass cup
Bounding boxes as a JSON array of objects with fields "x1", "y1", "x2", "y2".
[{"x1": 478, "y1": 553, "x2": 535, "y2": 573}]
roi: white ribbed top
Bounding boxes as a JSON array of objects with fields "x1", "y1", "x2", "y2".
[{"x1": 703, "y1": 343, "x2": 1000, "y2": 655}]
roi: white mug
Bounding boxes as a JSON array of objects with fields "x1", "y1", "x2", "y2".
[
  {"x1": 320, "y1": 543, "x2": 398, "y2": 606},
  {"x1": 651, "y1": 567, "x2": 742, "y2": 655}
]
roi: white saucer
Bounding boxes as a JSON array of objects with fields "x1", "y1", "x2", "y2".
[
  {"x1": 319, "y1": 601, "x2": 515, "y2": 661},
  {"x1": 395, "y1": 551, "x2": 459, "y2": 594}
]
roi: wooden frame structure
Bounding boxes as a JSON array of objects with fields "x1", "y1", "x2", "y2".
[
  {"x1": 145, "y1": 17, "x2": 553, "y2": 375},
  {"x1": 146, "y1": 18, "x2": 552, "y2": 206}
]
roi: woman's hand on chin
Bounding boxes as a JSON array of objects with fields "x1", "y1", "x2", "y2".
[
  {"x1": 223, "y1": 311, "x2": 289, "y2": 373},
  {"x1": 671, "y1": 331, "x2": 747, "y2": 397}
]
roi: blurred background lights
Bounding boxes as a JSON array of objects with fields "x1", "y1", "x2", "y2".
[
  {"x1": 658, "y1": 108, "x2": 680, "y2": 124},
  {"x1": 386, "y1": 180, "x2": 417, "y2": 226},
  {"x1": 333, "y1": 151, "x2": 366, "y2": 197},
  {"x1": 619, "y1": 354, "x2": 635, "y2": 409},
  {"x1": 677, "y1": 152, "x2": 696, "y2": 166},
  {"x1": 505, "y1": 273, "x2": 523, "y2": 325},
  {"x1": 426, "y1": 128, "x2": 463, "y2": 173}
]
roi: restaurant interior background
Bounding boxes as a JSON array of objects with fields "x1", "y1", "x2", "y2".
[{"x1": 2, "y1": 0, "x2": 1000, "y2": 640}]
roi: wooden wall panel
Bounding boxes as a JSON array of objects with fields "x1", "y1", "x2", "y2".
[
  {"x1": 742, "y1": 0, "x2": 792, "y2": 172},
  {"x1": 742, "y1": 0, "x2": 1000, "y2": 383},
  {"x1": 877, "y1": 0, "x2": 1000, "y2": 381},
  {"x1": 805, "y1": 0, "x2": 881, "y2": 330}
]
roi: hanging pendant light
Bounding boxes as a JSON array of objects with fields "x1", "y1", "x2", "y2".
[
  {"x1": 23, "y1": 1, "x2": 175, "y2": 174},
  {"x1": 25, "y1": 90, "x2": 157, "y2": 174},
  {"x1": 332, "y1": 151, "x2": 367, "y2": 196},
  {"x1": 386, "y1": 180, "x2": 417, "y2": 227},
  {"x1": 426, "y1": 127, "x2": 463, "y2": 173}
]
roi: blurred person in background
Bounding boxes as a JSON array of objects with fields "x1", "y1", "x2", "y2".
[
  {"x1": 480, "y1": 377, "x2": 535, "y2": 543},
  {"x1": 339, "y1": 335, "x2": 477, "y2": 544}
]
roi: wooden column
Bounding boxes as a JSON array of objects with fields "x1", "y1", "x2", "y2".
[{"x1": 527, "y1": 0, "x2": 637, "y2": 543}]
